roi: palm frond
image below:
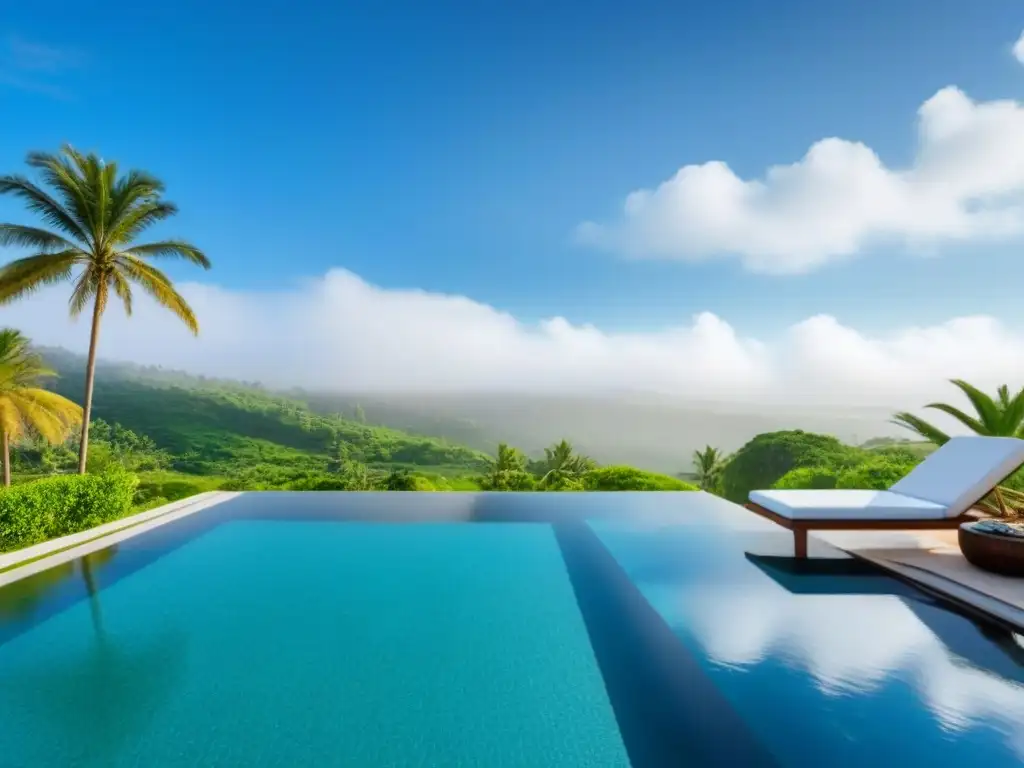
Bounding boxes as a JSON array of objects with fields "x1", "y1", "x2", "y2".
[
  {"x1": 0, "y1": 174, "x2": 89, "y2": 243},
  {"x1": 110, "y1": 270, "x2": 133, "y2": 316},
  {"x1": 0, "y1": 330, "x2": 79, "y2": 448},
  {"x1": 0, "y1": 224, "x2": 77, "y2": 253},
  {"x1": 126, "y1": 239, "x2": 209, "y2": 268},
  {"x1": 14, "y1": 388, "x2": 82, "y2": 420},
  {"x1": 26, "y1": 149, "x2": 98, "y2": 242},
  {"x1": 118, "y1": 256, "x2": 198, "y2": 334},
  {"x1": 1000, "y1": 386, "x2": 1024, "y2": 437},
  {"x1": 0, "y1": 251, "x2": 79, "y2": 304},
  {"x1": 104, "y1": 170, "x2": 166, "y2": 241},
  {"x1": 68, "y1": 271, "x2": 100, "y2": 318},
  {"x1": 998, "y1": 385, "x2": 1012, "y2": 408},
  {"x1": 924, "y1": 402, "x2": 989, "y2": 435},
  {"x1": 6, "y1": 390, "x2": 80, "y2": 444},
  {"x1": 947, "y1": 379, "x2": 1002, "y2": 431},
  {"x1": 0, "y1": 399, "x2": 27, "y2": 442},
  {"x1": 891, "y1": 412, "x2": 951, "y2": 445}
]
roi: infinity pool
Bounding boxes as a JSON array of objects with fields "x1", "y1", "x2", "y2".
[{"x1": 0, "y1": 492, "x2": 1021, "y2": 767}]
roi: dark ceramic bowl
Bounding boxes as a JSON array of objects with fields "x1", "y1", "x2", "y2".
[{"x1": 959, "y1": 523, "x2": 1024, "y2": 577}]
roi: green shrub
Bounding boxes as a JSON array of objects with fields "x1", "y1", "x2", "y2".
[
  {"x1": 719, "y1": 430, "x2": 863, "y2": 502},
  {"x1": 285, "y1": 475, "x2": 351, "y2": 491},
  {"x1": 541, "y1": 474, "x2": 585, "y2": 491},
  {"x1": 583, "y1": 466, "x2": 697, "y2": 491},
  {"x1": 479, "y1": 470, "x2": 536, "y2": 491},
  {"x1": 134, "y1": 478, "x2": 205, "y2": 505},
  {"x1": 772, "y1": 467, "x2": 839, "y2": 490},
  {"x1": 836, "y1": 457, "x2": 917, "y2": 490},
  {"x1": 0, "y1": 469, "x2": 139, "y2": 552}
]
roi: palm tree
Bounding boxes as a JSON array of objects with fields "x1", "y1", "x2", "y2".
[
  {"x1": 692, "y1": 445, "x2": 726, "y2": 491},
  {"x1": 494, "y1": 442, "x2": 527, "y2": 473},
  {"x1": 892, "y1": 380, "x2": 1024, "y2": 445},
  {"x1": 539, "y1": 439, "x2": 595, "y2": 487},
  {"x1": 0, "y1": 328, "x2": 82, "y2": 485},
  {"x1": 0, "y1": 145, "x2": 210, "y2": 473}
]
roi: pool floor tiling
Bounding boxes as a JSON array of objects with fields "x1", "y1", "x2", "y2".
[{"x1": 0, "y1": 491, "x2": 1022, "y2": 768}]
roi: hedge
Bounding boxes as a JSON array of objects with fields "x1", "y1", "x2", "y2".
[{"x1": 0, "y1": 469, "x2": 139, "y2": 553}]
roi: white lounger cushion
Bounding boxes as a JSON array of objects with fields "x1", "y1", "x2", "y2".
[
  {"x1": 749, "y1": 489, "x2": 948, "y2": 520},
  {"x1": 889, "y1": 436, "x2": 1024, "y2": 517},
  {"x1": 747, "y1": 436, "x2": 1024, "y2": 522}
]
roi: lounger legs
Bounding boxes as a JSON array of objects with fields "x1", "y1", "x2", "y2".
[{"x1": 793, "y1": 528, "x2": 808, "y2": 559}]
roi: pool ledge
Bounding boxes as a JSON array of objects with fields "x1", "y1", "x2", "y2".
[
  {"x1": 0, "y1": 491, "x2": 241, "y2": 588},
  {"x1": 843, "y1": 535, "x2": 1024, "y2": 632}
]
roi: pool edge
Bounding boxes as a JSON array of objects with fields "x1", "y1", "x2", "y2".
[{"x1": 0, "y1": 492, "x2": 242, "y2": 587}]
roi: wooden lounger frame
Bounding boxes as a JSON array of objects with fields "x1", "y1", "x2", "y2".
[{"x1": 744, "y1": 502, "x2": 979, "y2": 559}]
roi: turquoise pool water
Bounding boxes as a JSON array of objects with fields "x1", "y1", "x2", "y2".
[
  {"x1": 0, "y1": 522, "x2": 627, "y2": 767},
  {"x1": 0, "y1": 491, "x2": 1022, "y2": 767}
]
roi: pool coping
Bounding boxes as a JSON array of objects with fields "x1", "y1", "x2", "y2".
[
  {"x1": 846, "y1": 546, "x2": 1024, "y2": 633},
  {"x1": 0, "y1": 491, "x2": 241, "y2": 588}
]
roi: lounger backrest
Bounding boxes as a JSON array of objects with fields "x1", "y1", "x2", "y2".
[{"x1": 889, "y1": 436, "x2": 1024, "y2": 516}]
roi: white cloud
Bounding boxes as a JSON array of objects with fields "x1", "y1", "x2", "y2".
[
  {"x1": 579, "y1": 85, "x2": 1024, "y2": 273},
  {"x1": 1014, "y1": 30, "x2": 1024, "y2": 64},
  {"x1": 3, "y1": 268, "x2": 1024, "y2": 414}
]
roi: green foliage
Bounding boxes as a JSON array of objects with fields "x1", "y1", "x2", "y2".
[
  {"x1": 772, "y1": 467, "x2": 839, "y2": 490},
  {"x1": 133, "y1": 470, "x2": 225, "y2": 507},
  {"x1": 38, "y1": 349, "x2": 492, "y2": 477},
  {"x1": 539, "y1": 474, "x2": 585, "y2": 491},
  {"x1": 0, "y1": 469, "x2": 138, "y2": 552},
  {"x1": 535, "y1": 439, "x2": 595, "y2": 489},
  {"x1": 479, "y1": 470, "x2": 536, "y2": 491},
  {"x1": 383, "y1": 469, "x2": 418, "y2": 491},
  {"x1": 583, "y1": 466, "x2": 697, "y2": 491},
  {"x1": 692, "y1": 445, "x2": 726, "y2": 492},
  {"x1": 480, "y1": 442, "x2": 537, "y2": 490},
  {"x1": 773, "y1": 456, "x2": 919, "y2": 492},
  {"x1": 835, "y1": 457, "x2": 917, "y2": 490},
  {"x1": 720, "y1": 430, "x2": 862, "y2": 502},
  {"x1": 893, "y1": 380, "x2": 1024, "y2": 445}
]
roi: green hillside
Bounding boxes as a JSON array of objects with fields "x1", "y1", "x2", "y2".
[{"x1": 38, "y1": 348, "x2": 492, "y2": 477}]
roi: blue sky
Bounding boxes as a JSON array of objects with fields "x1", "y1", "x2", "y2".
[
  {"x1": 2, "y1": 1, "x2": 1024, "y2": 405},
  {"x1": 1, "y1": 0, "x2": 1021, "y2": 331}
]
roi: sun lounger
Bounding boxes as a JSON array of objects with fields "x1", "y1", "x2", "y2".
[{"x1": 745, "y1": 436, "x2": 1024, "y2": 558}]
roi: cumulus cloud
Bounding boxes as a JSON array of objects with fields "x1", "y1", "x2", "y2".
[
  {"x1": 579, "y1": 84, "x2": 1024, "y2": 273},
  {"x1": 3, "y1": 268, "x2": 1024, "y2": 412},
  {"x1": 1014, "y1": 30, "x2": 1024, "y2": 64}
]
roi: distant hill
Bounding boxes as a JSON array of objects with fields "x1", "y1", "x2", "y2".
[
  {"x1": 296, "y1": 392, "x2": 904, "y2": 473},
  {"x1": 860, "y1": 436, "x2": 937, "y2": 460},
  {"x1": 38, "y1": 348, "x2": 492, "y2": 476},
  {"x1": 37, "y1": 347, "x2": 909, "y2": 475}
]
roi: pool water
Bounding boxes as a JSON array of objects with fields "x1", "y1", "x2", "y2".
[{"x1": 0, "y1": 492, "x2": 1022, "y2": 767}]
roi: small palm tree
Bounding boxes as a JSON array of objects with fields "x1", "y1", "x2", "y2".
[
  {"x1": 0, "y1": 145, "x2": 210, "y2": 474},
  {"x1": 692, "y1": 445, "x2": 726, "y2": 491},
  {"x1": 494, "y1": 442, "x2": 527, "y2": 473},
  {"x1": 0, "y1": 328, "x2": 82, "y2": 486},
  {"x1": 892, "y1": 380, "x2": 1024, "y2": 445},
  {"x1": 539, "y1": 439, "x2": 595, "y2": 487}
]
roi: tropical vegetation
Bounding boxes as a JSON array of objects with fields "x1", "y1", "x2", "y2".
[
  {"x1": 692, "y1": 445, "x2": 726, "y2": 492},
  {"x1": 0, "y1": 468, "x2": 137, "y2": 552},
  {"x1": 893, "y1": 380, "x2": 1024, "y2": 444},
  {"x1": 0, "y1": 329, "x2": 81, "y2": 486},
  {"x1": 0, "y1": 145, "x2": 210, "y2": 473}
]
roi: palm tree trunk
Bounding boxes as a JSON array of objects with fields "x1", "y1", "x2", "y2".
[
  {"x1": 77, "y1": 292, "x2": 104, "y2": 475},
  {"x1": 2, "y1": 430, "x2": 9, "y2": 487}
]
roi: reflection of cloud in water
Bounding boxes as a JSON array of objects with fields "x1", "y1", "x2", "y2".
[{"x1": 647, "y1": 581, "x2": 1024, "y2": 755}]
